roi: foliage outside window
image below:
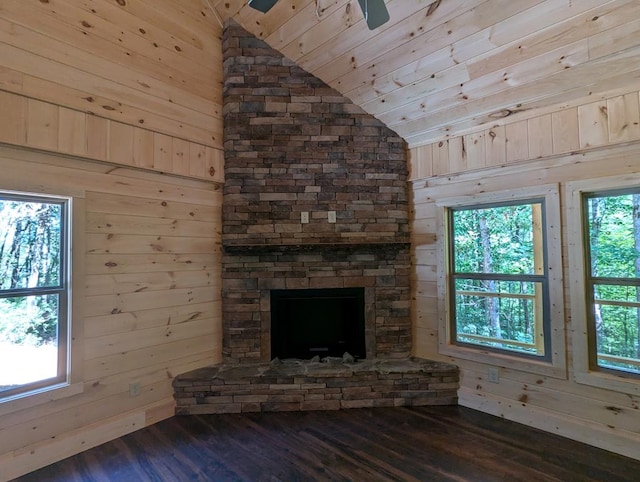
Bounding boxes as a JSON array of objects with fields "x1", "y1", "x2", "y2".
[
  {"x1": 0, "y1": 192, "x2": 70, "y2": 401},
  {"x1": 584, "y1": 189, "x2": 640, "y2": 376},
  {"x1": 448, "y1": 200, "x2": 550, "y2": 359}
]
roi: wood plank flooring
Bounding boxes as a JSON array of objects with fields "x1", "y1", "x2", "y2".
[{"x1": 14, "y1": 406, "x2": 640, "y2": 481}]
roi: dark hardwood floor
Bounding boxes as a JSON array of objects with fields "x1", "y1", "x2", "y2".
[{"x1": 15, "y1": 406, "x2": 640, "y2": 481}]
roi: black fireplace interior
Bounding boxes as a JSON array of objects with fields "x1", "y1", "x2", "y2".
[{"x1": 270, "y1": 287, "x2": 366, "y2": 360}]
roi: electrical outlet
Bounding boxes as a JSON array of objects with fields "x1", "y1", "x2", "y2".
[
  {"x1": 488, "y1": 367, "x2": 500, "y2": 383},
  {"x1": 129, "y1": 382, "x2": 141, "y2": 397},
  {"x1": 328, "y1": 211, "x2": 337, "y2": 223},
  {"x1": 301, "y1": 211, "x2": 309, "y2": 224}
]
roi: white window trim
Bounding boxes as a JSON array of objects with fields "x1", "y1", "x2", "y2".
[
  {"x1": 567, "y1": 175, "x2": 640, "y2": 396},
  {"x1": 436, "y1": 183, "x2": 567, "y2": 379}
]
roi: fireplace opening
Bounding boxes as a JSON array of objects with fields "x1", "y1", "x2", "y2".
[{"x1": 270, "y1": 287, "x2": 366, "y2": 360}]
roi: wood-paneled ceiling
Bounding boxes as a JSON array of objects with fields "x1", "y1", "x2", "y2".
[{"x1": 210, "y1": 0, "x2": 640, "y2": 147}]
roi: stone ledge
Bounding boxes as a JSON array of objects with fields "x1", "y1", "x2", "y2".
[
  {"x1": 173, "y1": 357, "x2": 459, "y2": 415},
  {"x1": 222, "y1": 242, "x2": 411, "y2": 254}
]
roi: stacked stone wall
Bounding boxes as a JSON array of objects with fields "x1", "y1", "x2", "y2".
[{"x1": 221, "y1": 20, "x2": 411, "y2": 364}]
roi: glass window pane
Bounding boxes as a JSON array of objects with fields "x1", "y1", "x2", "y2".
[
  {"x1": 587, "y1": 192, "x2": 640, "y2": 279},
  {"x1": 592, "y1": 283, "x2": 640, "y2": 375},
  {"x1": 452, "y1": 203, "x2": 539, "y2": 275},
  {"x1": 594, "y1": 302, "x2": 640, "y2": 375},
  {"x1": 0, "y1": 294, "x2": 60, "y2": 392},
  {"x1": 454, "y1": 279, "x2": 542, "y2": 355},
  {"x1": 0, "y1": 199, "x2": 62, "y2": 289},
  {"x1": 593, "y1": 284, "x2": 639, "y2": 304}
]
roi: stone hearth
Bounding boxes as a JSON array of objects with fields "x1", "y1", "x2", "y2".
[{"x1": 174, "y1": 358, "x2": 459, "y2": 414}]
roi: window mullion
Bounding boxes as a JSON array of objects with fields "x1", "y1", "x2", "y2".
[
  {"x1": 0, "y1": 286, "x2": 65, "y2": 299},
  {"x1": 453, "y1": 273, "x2": 545, "y2": 283},
  {"x1": 590, "y1": 277, "x2": 640, "y2": 287}
]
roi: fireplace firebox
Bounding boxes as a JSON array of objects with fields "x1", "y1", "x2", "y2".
[{"x1": 270, "y1": 287, "x2": 366, "y2": 360}]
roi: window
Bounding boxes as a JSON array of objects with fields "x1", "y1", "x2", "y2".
[
  {"x1": 583, "y1": 189, "x2": 640, "y2": 376},
  {"x1": 0, "y1": 191, "x2": 70, "y2": 402},
  {"x1": 437, "y1": 184, "x2": 565, "y2": 378},
  {"x1": 448, "y1": 200, "x2": 550, "y2": 359},
  {"x1": 568, "y1": 175, "x2": 640, "y2": 393}
]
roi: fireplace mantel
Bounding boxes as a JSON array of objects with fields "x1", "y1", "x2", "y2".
[{"x1": 222, "y1": 242, "x2": 411, "y2": 255}]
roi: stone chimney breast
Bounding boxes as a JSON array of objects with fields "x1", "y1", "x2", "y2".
[{"x1": 221, "y1": 20, "x2": 411, "y2": 364}]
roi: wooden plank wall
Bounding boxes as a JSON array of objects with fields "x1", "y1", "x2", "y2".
[
  {"x1": 0, "y1": 147, "x2": 223, "y2": 481},
  {"x1": 0, "y1": 0, "x2": 223, "y2": 149},
  {"x1": 0, "y1": 91, "x2": 224, "y2": 183},
  {"x1": 410, "y1": 86, "x2": 640, "y2": 460},
  {"x1": 214, "y1": 0, "x2": 640, "y2": 148},
  {"x1": 0, "y1": 1, "x2": 225, "y2": 478},
  {"x1": 0, "y1": 0, "x2": 224, "y2": 182}
]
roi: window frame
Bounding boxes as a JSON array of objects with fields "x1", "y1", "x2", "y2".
[
  {"x1": 436, "y1": 184, "x2": 566, "y2": 379},
  {"x1": 0, "y1": 189, "x2": 72, "y2": 403},
  {"x1": 568, "y1": 175, "x2": 640, "y2": 395},
  {"x1": 447, "y1": 198, "x2": 551, "y2": 360}
]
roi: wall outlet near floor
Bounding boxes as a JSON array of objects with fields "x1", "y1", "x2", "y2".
[
  {"x1": 328, "y1": 211, "x2": 337, "y2": 223},
  {"x1": 488, "y1": 367, "x2": 500, "y2": 383},
  {"x1": 301, "y1": 211, "x2": 309, "y2": 224},
  {"x1": 129, "y1": 382, "x2": 142, "y2": 397}
]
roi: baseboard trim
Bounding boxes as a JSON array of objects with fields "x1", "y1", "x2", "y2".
[
  {"x1": 459, "y1": 387, "x2": 640, "y2": 461},
  {"x1": 0, "y1": 398, "x2": 175, "y2": 481}
]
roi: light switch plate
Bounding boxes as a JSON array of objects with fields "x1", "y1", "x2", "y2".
[
  {"x1": 328, "y1": 211, "x2": 337, "y2": 223},
  {"x1": 301, "y1": 211, "x2": 309, "y2": 224}
]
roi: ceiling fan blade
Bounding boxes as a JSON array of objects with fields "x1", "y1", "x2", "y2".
[
  {"x1": 248, "y1": 0, "x2": 279, "y2": 13},
  {"x1": 357, "y1": 0, "x2": 390, "y2": 30}
]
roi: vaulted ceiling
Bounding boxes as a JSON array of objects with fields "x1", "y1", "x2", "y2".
[{"x1": 210, "y1": 0, "x2": 640, "y2": 148}]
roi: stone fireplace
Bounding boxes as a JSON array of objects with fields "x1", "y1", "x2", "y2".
[
  {"x1": 220, "y1": 20, "x2": 411, "y2": 364},
  {"x1": 172, "y1": 21, "x2": 458, "y2": 414},
  {"x1": 223, "y1": 244, "x2": 411, "y2": 364}
]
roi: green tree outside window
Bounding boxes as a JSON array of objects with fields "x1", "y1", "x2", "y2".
[
  {"x1": 448, "y1": 200, "x2": 549, "y2": 358},
  {"x1": 0, "y1": 193, "x2": 69, "y2": 399},
  {"x1": 585, "y1": 191, "x2": 640, "y2": 375}
]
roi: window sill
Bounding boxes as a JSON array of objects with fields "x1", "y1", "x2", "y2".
[
  {"x1": 574, "y1": 371, "x2": 640, "y2": 397},
  {"x1": 439, "y1": 342, "x2": 568, "y2": 379},
  {"x1": 0, "y1": 382, "x2": 83, "y2": 417}
]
